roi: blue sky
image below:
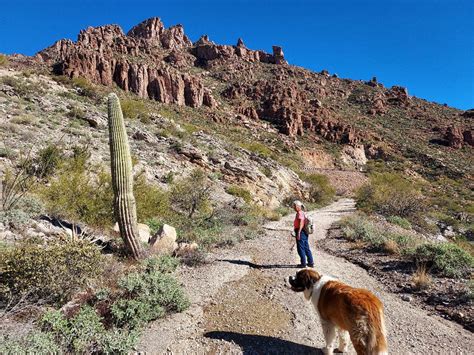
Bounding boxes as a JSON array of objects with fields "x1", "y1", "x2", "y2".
[{"x1": 1, "y1": 0, "x2": 472, "y2": 109}]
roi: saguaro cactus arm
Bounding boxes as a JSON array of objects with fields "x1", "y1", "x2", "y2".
[{"x1": 107, "y1": 93, "x2": 144, "y2": 259}]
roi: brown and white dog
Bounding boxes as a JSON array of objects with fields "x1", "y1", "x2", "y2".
[{"x1": 288, "y1": 269, "x2": 388, "y2": 355}]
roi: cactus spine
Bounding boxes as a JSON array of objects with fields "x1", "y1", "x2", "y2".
[{"x1": 107, "y1": 93, "x2": 144, "y2": 259}]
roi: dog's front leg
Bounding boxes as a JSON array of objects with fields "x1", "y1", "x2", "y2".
[{"x1": 321, "y1": 320, "x2": 337, "y2": 354}]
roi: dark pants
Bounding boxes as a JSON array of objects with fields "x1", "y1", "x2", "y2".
[{"x1": 296, "y1": 230, "x2": 314, "y2": 267}]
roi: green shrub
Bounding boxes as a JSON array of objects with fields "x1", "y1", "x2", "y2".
[
  {"x1": 239, "y1": 141, "x2": 272, "y2": 157},
  {"x1": 0, "y1": 240, "x2": 104, "y2": 305},
  {"x1": 274, "y1": 206, "x2": 290, "y2": 218},
  {"x1": 25, "y1": 143, "x2": 65, "y2": 178},
  {"x1": 340, "y1": 214, "x2": 422, "y2": 253},
  {"x1": 0, "y1": 75, "x2": 45, "y2": 96},
  {"x1": 0, "y1": 195, "x2": 44, "y2": 229},
  {"x1": 134, "y1": 174, "x2": 171, "y2": 223},
  {"x1": 411, "y1": 243, "x2": 474, "y2": 278},
  {"x1": 38, "y1": 160, "x2": 114, "y2": 228},
  {"x1": 387, "y1": 215, "x2": 412, "y2": 229},
  {"x1": 42, "y1": 306, "x2": 103, "y2": 353},
  {"x1": 388, "y1": 233, "x2": 419, "y2": 254},
  {"x1": 226, "y1": 185, "x2": 252, "y2": 203},
  {"x1": 341, "y1": 215, "x2": 382, "y2": 248},
  {"x1": 356, "y1": 172, "x2": 424, "y2": 217},
  {"x1": 170, "y1": 169, "x2": 212, "y2": 219},
  {"x1": 67, "y1": 105, "x2": 86, "y2": 120},
  {"x1": 145, "y1": 217, "x2": 164, "y2": 235},
  {"x1": 111, "y1": 256, "x2": 189, "y2": 328},
  {"x1": 0, "y1": 331, "x2": 60, "y2": 354},
  {"x1": 0, "y1": 146, "x2": 14, "y2": 159},
  {"x1": 120, "y1": 98, "x2": 149, "y2": 120},
  {"x1": 98, "y1": 328, "x2": 140, "y2": 354},
  {"x1": 71, "y1": 77, "x2": 98, "y2": 98},
  {"x1": 299, "y1": 172, "x2": 336, "y2": 205},
  {"x1": 40, "y1": 306, "x2": 139, "y2": 354}
]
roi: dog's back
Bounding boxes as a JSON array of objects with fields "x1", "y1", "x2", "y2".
[{"x1": 318, "y1": 281, "x2": 388, "y2": 355}]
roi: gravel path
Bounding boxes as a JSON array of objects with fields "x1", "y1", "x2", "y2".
[{"x1": 138, "y1": 199, "x2": 473, "y2": 354}]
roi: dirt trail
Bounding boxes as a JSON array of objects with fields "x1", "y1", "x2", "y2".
[{"x1": 138, "y1": 199, "x2": 473, "y2": 354}]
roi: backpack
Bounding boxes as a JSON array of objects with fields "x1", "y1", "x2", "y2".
[{"x1": 304, "y1": 213, "x2": 314, "y2": 234}]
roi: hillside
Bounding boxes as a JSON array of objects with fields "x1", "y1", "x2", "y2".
[{"x1": 0, "y1": 17, "x2": 473, "y2": 354}]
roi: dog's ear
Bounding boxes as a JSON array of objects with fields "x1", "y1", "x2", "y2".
[{"x1": 298, "y1": 269, "x2": 321, "y2": 289}]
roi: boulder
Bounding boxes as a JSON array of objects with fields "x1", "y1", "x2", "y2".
[
  {"x1": 114, "y1": 222, "x2": 150, "y2": 244},
  {"x1": 149, "y1": 224, "x2": 178, "y2": 255},
  {"x1": 445, "y1": 126, "x2": 464, "y2": 149},
  {"x1": 341, "y1": 145, "x2": 368, "y2": 168}
]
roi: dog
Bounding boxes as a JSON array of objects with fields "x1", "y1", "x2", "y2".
[{"x1": 288, "y1": 268, "x2": 387, "y2": 355}]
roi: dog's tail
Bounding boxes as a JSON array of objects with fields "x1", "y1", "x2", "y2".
[{"x1": 367, "y1": 306, "x2": 388, "y2": 355}]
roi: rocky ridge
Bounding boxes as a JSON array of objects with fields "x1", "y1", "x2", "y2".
[{"x1": 31, "y1": 17, "x2": 473, "y2": 152}]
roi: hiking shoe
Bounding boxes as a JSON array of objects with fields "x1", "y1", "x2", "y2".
[{"x1": 308, "y1": 264, "x2": 314, "y2": 268}]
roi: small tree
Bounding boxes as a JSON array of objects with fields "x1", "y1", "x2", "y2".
[{"x1": 171, "y1": 169, "x2": 212, "y2": 219}]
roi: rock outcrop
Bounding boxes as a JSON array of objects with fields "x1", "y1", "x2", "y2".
[
  {"x1": 445, "y1": 126, "x2": 474, "y2": 149},
  {"x1": 36, "y1": 18, "x2": 286, "y2": 109},
  {"x1": 223, "y1": 80, "x2": 358, "y2": 143},
  {"x1": 191, "y1": 37, "x2": 285, "y2": 66}
]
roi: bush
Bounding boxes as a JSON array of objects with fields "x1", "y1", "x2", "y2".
[
  {"x1": 0, "y1": 75, "x2": 46, "y2": 97},
  {"x1": 38, "y1": 159, "x2": 114, "y2": 228},
  {"x1": 410, "y1": 243, "x2": 474, "y2": 278},
  {"x1": 170, "y1": 169, "x2": 212, "y2": 219},
  {"x1": 134, "y1": 174, "x2": 171, "y2": 223},
  {"x1": 239, "y1": 141, "x2": 272, "y2": 157},
  {"x1": 41, "y1": 306, "x2": 139, "y2": 354},
  {"x1": 67, "y1": 105, "x2": 86, "y2": 120},
  {"x1": 110, "y1": 256, "x2": 189, "y2": 328},
  {"x1": 42, "y1": 306, "x2": 104, "y2": 353},
  {"x1": 120, "y1": 98, "x2": 149, "y2": 120},
  {"x1": 0, "y1": 54, "x2": 8, "y2": 67},
  {"x1": 0, "y1": 331, "x2": 60, "y2": 354},
  {"x1": 26, "y1": 144, "x2": 65, "y2": 178},
  {"x1": 71, "y1": 77, "x2": 98, "y2": 99},
  {"x1": 226, "y1": 185, "x2": 252, "y2": 203},
  {"x1": 299, "y1": 172, "x2": 336, "y2": 205},
  {"x1": 0, "y1": 195, "x2": 44, "y2": 229},
  {"x1": 356, "y1": 172, "x2": 425, "y2": 217},
  {"x1": 387, "y1": 215, "x2": 412, "y2": 229},
  {"x1": 0, "y1": 240, "x2": 104, "y2": 305},
  {"x1": 340, "y1": 214, "x2": 420, "y2": 253}
]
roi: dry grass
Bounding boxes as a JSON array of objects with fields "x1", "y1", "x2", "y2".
[
  {"x1": 351, "y1": 240, "x2": 366, "y2": 250},
  {"x1": 383, "y1": 239, "x2": 399, "y2": 255},
  {"x1": 412, "y1": 264, "x2": 432, "y2": 290}
]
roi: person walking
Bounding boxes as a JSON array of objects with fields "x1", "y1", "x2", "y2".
[{"x1": 292, "y1": 200, "x2": 314, "y2": 268}]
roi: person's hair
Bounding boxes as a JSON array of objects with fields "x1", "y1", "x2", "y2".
[{"x1": 293, "y1": 200, "x2": 305, "y2": 211}]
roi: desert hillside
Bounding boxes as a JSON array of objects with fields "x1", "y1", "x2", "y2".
[{"x1": 0, "y1": 17, "x2": 472, "y2": 354}]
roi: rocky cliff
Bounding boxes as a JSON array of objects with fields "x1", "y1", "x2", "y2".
[{"x1": 34, "y1": 17, "x2": 472, "y2": 151}]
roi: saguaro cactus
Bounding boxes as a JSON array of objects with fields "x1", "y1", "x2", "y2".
[{"x1": 107, "y1": 93, "x2": 144, "y2": 259}]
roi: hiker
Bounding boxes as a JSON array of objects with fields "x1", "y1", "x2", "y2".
[{"x1": 292, "y1": 200, "x2": 314, "y2": 268}]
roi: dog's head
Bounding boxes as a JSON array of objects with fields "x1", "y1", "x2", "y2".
[{"x1": 288, "y1": 268, "x2": 321, "y2": 292}]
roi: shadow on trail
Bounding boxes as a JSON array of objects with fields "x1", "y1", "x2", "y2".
[
  {"x1": 205, "y1": 331, "x2": 322, "y2": 354},
  {"x1": 218, "y1": 259, "x2": 299, "y2": 269}
]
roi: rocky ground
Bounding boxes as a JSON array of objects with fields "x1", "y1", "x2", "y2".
[{"x1": 138, "y1": 199, "x2": 473, "y2": 354}]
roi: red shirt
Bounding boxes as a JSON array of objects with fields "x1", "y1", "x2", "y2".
[{"x1": 294, "y1": 211, "x2": 305, "y2": 229}]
